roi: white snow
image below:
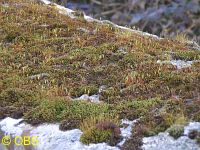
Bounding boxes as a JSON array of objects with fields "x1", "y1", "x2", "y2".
[
  {"x1": 142, "y1": 122, "x2": 200, "y2": 150},
  {"x1": 0, "y1": 117, "x2": 27, "y2": 136},
  {"x1": 157, "y1": 60, "x2": 194, "y2": 69},
  {"x1": 117, "y1": 119, "x2": 137, "y2": 146},
  {"x1": 40, "y1": 0, "x2": 51, "y2": 4},
  {"x1": 0, "y1": 117, "x2": 137, "y2": 150},
  {"x1": 142, "y1": 133, "x2": 200, "y2": 150},
  {"x1": 120, "y1": 119, "x2": 136, "y2": 138},
  {"x1": 30, "y1": 124, "x2": 119, "y2": 150},
  {"x1": 184, "y1": 122, "x2": 200, "y2": 136},
  {"x1": 28, "y1": 73, "x2": 49, "y2": 79},
  {"x1": 74, "y1": 94, "x2": 100, "y2": 103},
  {"x1": 170, "y1": 60, "x2": 193, "y2": 69}
]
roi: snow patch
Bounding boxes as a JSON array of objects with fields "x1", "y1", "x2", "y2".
[
  {"x1": 170, "y1": 60, "x2": 193, "y2": 69},
  {"x1": 117, "y1": 119, "x2": 137, "y2": 146},
  {"x1": 142, "y1": 133, "x2": 199, "y2": 150},
  {"x1": 39, "y1": 0, "x2": 51, "y2": 5},
  {"x1": 30, "y1": 124, "x2": 119, "y2": 150},
  {"x1": 0, "y1": 117, "x2": 137, "y2": 150},
  {"x1": 0, "y1": 117, "x2": 26, "y2": 136},
  {"x1": 28, "y1": 73, "x2": 49, "y2": 80},
  {"x1": 142, "y1": 122, "x2": 200, "y2": 150},
  {"x1": 74, "y1": 94, "x2": 100, "y2": 103},
  {"x1": 157, "y1": 60, "x2": 194, "y2": 69},
  {"x1": 184, "y1": 122, "x2": 200, "y2": 136}
]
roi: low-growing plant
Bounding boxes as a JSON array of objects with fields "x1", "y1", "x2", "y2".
[
  {"x1": 167, "y1": 124, "x2": 184, "y2": 139},
  {"x1": 80, "y1": 115, "x2": 121, "y2": 146},
  {"x1": 117, "y1": 98, "x2": 163, "y2": 120},
  {"x1": 24, "y1": 98, "x2": 114, "y2": 126}
]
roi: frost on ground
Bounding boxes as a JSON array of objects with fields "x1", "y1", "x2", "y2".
[
  {"x1": 0, "y1": 117, "x2": 136, "y2": 150},
  {"x1": 142, "y1": 122, "x2": 200, "y2": 150}
]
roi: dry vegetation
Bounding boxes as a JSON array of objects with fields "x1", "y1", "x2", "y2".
[{"x1": 0, "y1": 0, "x2": 200, "y2": 149}]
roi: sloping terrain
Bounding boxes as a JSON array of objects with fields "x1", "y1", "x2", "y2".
[{"x1": 0, "y1": 0, "x2": 200, "y2": 149}]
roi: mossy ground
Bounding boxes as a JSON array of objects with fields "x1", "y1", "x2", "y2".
[{"x1": 0, "y1": 0, "x2": 200, "y2": 148}]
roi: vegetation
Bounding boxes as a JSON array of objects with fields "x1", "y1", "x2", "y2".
[
  {"x1": 167, "y1": 125, "x2": 184, "y2": 139},
  {"x1": 188, "y1": 130, "x2": 200, "y2": 145},
  {"x1": 0, "y1": 0, "x2": 200, "y2": 148},
  {"x1": 80, "y1": 115, "x2": 121, "y2": 145}
]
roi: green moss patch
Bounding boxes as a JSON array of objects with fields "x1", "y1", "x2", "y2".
[
  {"x1": 24, "y1": 98, "x2": 114, "y2": 125},
  {"x1": 167, "y1": 125, "x2": 184, "y2": 139}
]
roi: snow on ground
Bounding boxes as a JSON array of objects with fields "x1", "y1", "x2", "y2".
[
  {"x1": 142, "y1": 122, "x2": 200, "y2": 150},
  {"x1": 30, "y1": 124, "x2": 119, "y2": 150},
  {"x1": 170, "y1": 60, "x2": 194, "y2": 69},
  {"x1": 142, "y1": 133, "x2": 199, "y2": 150},
  {"x1": 117, "y1": 119, "x2": 137, "y2": 146},
  {"x1": 184, "y1": 122, "x2": 200, "y2": 135},
  {"x1": 74, "y1": 94, "x2": 100, "y2": 103},
  {"x1": 0, "y1": 117, "x2": 136, "y2": 150},
  {"x1": 157, "y1": 60, "x2": 194, "y2": 69},
  {"x1": 0, "y1": 117, "x2": 29, "y2": 136}
]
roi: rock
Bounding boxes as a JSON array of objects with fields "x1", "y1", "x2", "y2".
[{"x1": 28, "y1": 73, "x2": 49, "y2": 80}]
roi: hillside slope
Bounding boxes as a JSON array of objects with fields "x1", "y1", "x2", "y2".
[{"x1": 0, "y1": 0, "x2": 200, "y2": 149}]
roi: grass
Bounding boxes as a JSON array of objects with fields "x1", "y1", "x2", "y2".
[{"x1": 0, "y1": 0, "x2": 200, "y2": 148}]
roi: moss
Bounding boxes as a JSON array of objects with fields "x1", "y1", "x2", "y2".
[
  {"x1": 197, "y1": 137, "x2": 200, "y2": 145},
  {"x1": 117, "y1": 98, "x2": 162, "y2": 120},
  {"x1": 167, "y1": 125, "x2": 184, "y2": 139},
  {"x1": 24, "y1": 98, "x2": 114, "y2": 125},
  {"x1": 4, "y1": 31, "x2": 20, "y2": 43},
  {"x1": 0, "y1": 1, "x2": 200, "y2": 149},
  {"x1": 80, "y1": 128, "x2": 113, "y2": 144},
  {"x1": 172, "y1": 51, "x2": 200, "y2": 61},
  {"x1": 24, "y1": 98, "x2": 67, "y2": 124},
  {"x1": 100, "y1": 87, "x2": 120, "y2": 103},
  {"x1": 59, "y1": 118, "x2": 81, "y2": 131},
  {"x1": 70, "y1": 85, "x2": 99, "y2": 97},
  {"x1": 80, "y1": 115, "x2": 121, "y2": 146},
  {"x1": 0, "y1": 88, "x2": 38, "y2": 119},
  {"x1": 192, "y1": 112, "x2": 200, "y2": 122},
  {"x1": 142, "y1": 113, "x2": 175, "y2": 137}
]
